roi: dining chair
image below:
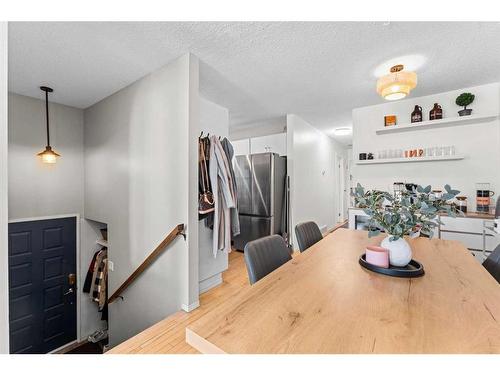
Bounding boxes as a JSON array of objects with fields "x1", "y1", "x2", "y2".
[
  {"x1": 295, "y1": 221, "x2": 323, "y2": 252},
  {"x1": 244, "y1": 234, "x2": 292, "y2": 285},
  {"x1": 483, "y1": 244, "x2": 500, "y2": 283}
]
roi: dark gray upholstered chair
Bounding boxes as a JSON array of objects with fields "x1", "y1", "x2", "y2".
[
  {"x1": 483, "y1": 244, "x2": 500, "y2": 283},
  {"x1": 295, "y1": 221, "x2": 323, "y2": 252},
  {"x1": 496, "y1": 198, "x2": 500, "y2": 217},
  {"x1": 244, "y1": 234, "x2": 292, "y2": 285}
]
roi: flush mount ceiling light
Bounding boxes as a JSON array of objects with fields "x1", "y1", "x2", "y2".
[
  {"x1": 37, "y1": 86, "x2": 60, "y2": 164},
  {"x1": 333, "y1": 127, "x2": 352, "y2": 136},
  {"x1": 376, "y1": 64, "x2": 417, "y2": 101}
]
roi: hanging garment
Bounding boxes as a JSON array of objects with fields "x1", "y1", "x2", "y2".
[
  {"x1": 90, "y1": 249, "x2": 108, "y2": 311},
  {"x1": 209, "y1": 136, "x2": 236, "y2": 257},
  {"x1": 83, "y1": 247, "x2": 108, "y2": 320},
  {"x1": 198, "y1": 136, "x2": 215, "y2": 215},
  {"x1": 83, "y1": 250, "x2": 99, "y2": 293},
  {"x1": 221, "y1": 137, "x2": 240, "y2": 236}
]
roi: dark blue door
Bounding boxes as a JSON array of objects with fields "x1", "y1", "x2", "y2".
[{"x1": 8, "y1": 217, "x2": 77, "y2": 354}]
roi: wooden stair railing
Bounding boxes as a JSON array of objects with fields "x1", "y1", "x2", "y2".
[{"x1": 108, "y1": 223, "x2": 186, "y2": 304}]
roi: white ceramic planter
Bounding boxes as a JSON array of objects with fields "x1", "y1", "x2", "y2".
[{"x1": 381, "y1": 236, "x2": 412, "y2": 267}]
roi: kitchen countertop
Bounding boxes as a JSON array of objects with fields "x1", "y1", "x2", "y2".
[
  {"x1": 440, "y1": 211, "x2": 495, "y2": 219},
  {"x1": 349, "y1": 207, "x2": 495, "y2": 220}
]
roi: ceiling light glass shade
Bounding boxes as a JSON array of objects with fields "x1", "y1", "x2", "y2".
[
  {"x1": 37, "y1": 146, "x2": 60, "y2": 164},
  {"x1": 376, "y1": 65, "x2": 417, "y2": 101},
  {"x1": 37, "y1": 86, "x2": 61, "y2": 164},
  {"x1": 333, "y1": 127, "x2": 352, "y2": 136}
]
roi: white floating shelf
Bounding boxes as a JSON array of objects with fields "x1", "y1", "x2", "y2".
[
  {"x1": 96, "y1": 239, "x2": 108, "y2": 247},
  {"x1": 356, "y1": 155, "x2": 465, "y2": 165},
  {"x1": 375, "y1": 114, "x2": 498, "y2": 135}
]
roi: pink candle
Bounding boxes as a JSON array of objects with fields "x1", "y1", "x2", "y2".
[{"x1": 365, "y1": 245, "x2": 389, "y2": 268}]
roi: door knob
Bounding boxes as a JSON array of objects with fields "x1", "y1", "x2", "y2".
[{"x1": 64, "y1": 288, "x2": 74, "y2": 296}]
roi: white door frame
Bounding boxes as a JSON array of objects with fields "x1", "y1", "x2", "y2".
[
  {"x1": 0, "y1": 21, "x2": 9, "y2": 354},
  {"x1": 8, "y1": 213, "x2": 82, "y2": 352},
  {"x1": 336, "y1": 155, "x2": 345, "y2": 222}
]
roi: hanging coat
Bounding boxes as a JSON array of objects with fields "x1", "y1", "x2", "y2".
[
  {"x1": 90, "y1": 248, "x2": 108, "y2": 311},
  {"x1": 209, "y1": 136, "x2": 236, "y2": 257},
  {"x1": 221, "y1": 137, "x2": 240, "y2": 237},
  {"x1": 83, "y1": 250, "x2": 99, "y2": 293}
]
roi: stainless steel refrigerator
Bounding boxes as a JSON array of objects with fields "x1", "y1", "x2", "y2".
[{"x1": 233, "y1": 153, "x2": 288, "y2": 251}]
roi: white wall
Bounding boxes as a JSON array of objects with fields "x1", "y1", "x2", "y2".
[
  {"x1": 286, "y1": 114, "x2": 347, "y2": 249},
  {"x1": 229, "y1": 116, "x2": 286, "y2": 140},
  {"x1": 198, "y1": 97, "x2": 229, "y2": 293},
  {"x1": 186, "y1": 54, "x2": 200, "y2": 311},
  {"x1": 8, "y1": 93, "x2": 84, "y2": 219},
  {"x1": 84, "y1": 54, "x2": 199, "y2": 346},
  {"x1": 0, "y1": 21, "x2": 9, "y2": 354},
  {"x1": 352, "y1": 83, "x2": 500, "y2": 209}
]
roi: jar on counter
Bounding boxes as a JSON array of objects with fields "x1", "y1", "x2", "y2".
[
  {"x1": 456, "y1": 196, "x2": 468, "y2": 213},
  {"x1": 432, "y1": 190, "x2": 443, "y2": 199},
  {"x1": 393, "y1": 182, "x2": 405, "y2": 199}
]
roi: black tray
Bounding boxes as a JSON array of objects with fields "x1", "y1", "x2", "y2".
[{"x1": 359, "y1": 254, "x2": 425, "y2": 278}]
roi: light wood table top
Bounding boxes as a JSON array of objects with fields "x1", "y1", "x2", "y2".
[{"x1": 186, "y1": 228, "x2": 500, "y2": 353}]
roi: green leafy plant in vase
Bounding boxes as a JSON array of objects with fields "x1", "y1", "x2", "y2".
[
  {"x1": 455, "y1": 92, "x2": 475, "y2": 116},
  {"x1": 352, "y1": 183, "x2": 462, "y2": 266}
]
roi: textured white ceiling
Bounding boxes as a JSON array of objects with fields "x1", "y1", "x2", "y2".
[{"x1": 8, "y1": 22, "x2": 500, "y2": 144}]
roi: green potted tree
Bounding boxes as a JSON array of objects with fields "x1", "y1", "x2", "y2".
[{"x1": 455, "y1": 92, "x2": 475, "y2": 116}]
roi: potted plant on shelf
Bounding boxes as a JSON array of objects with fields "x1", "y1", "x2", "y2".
[
  {"x1": 352, "y1": 183, "x2": 462, "y2": 267},
  {"x1": 455, "y1": 92, "x2": 475, "y2": 116}
]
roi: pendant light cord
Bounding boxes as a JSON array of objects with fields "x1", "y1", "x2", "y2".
[{"x1": 45, "y1": 89, "x2": 50, "y2": 147}]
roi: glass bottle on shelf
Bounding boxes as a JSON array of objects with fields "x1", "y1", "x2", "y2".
[
  {"x1": 429, "y1": 103, "x2": 443, "y2": 120},
  {"x1": 411, "y1": 105, "x2": 423, "y2": 123}
]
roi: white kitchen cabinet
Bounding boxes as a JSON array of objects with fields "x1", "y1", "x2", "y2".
[
  {"x1": 250, "y1": 133, "x2": 287, "y2": 155},
  {"x1": 232, "y1": 138, "x2": 250, "y2": 156},
  {"x1": 439, "y1": 216, "x2": 484, "y2": 233},
  {"x1": 439, "y1": 215, "x2": 500, "y2": 252},
  {"x1": 439, "y1": 230, "x2": 498, "y2": 251}
]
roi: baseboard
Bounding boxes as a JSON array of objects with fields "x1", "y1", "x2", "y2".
[
  {"x1": 49, "y1": 339, "x2": 80, "y2": 354},
  {"x1": 199, "y1": 273, "x2": 223, "y2": 294},
  {"x1": 181, "y1": 300, "x2": 200, "y2": 312}
]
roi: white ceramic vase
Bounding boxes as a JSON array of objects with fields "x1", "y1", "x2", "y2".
[{"x1": 381, "y1": 236, "x2": 412, "y2": 267}]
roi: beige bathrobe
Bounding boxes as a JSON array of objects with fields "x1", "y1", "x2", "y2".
[{"x1": 209, "y1": 136, "x2": 237, "y2": 257}]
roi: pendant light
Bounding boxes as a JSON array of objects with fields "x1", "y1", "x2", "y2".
[
  {"x1": 376, "y1": 64, "x2": 417, "y2": 101},
  {"x1": 37, "y1": 86, "x2": 60, "y2": 164}
]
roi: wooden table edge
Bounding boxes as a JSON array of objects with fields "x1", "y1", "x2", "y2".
[{"x1": 186, "y1": 327, "x2": 227, "y2": 354}]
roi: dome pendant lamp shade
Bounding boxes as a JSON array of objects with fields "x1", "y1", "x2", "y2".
[
  {"x1": 37, "y1": 86, "x2": 60, "y2": 164},
  {"x1": 376, "y1": 64, "x2": 417, "y2": 101}
]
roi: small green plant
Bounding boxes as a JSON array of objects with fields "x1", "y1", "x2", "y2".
[
  {"x1": 352, "y1": 183, "x2": 463, "y2": 241},
  {"x1": 455, "y1": 92, "x2": 475, "y2": 110}
]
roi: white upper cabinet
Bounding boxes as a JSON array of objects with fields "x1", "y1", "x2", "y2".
[
  {"x1": 250, "y1": 133, "x2": 287, "y2": 155},
  {"x1": 232, "y1": 138, "x2": 251, "y2": 156}
]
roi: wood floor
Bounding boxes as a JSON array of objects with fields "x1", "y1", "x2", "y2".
[
  {"x1": 108, "y1": 220, "x2": 348, "y2": 354},
  {"x1": 108, "y1": 250, "x2": 249, "y2": 354}
]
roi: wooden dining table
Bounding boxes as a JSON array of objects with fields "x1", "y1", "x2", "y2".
[{"x1": 186, "y1": 228, "x2": 500, "y2": 353}]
